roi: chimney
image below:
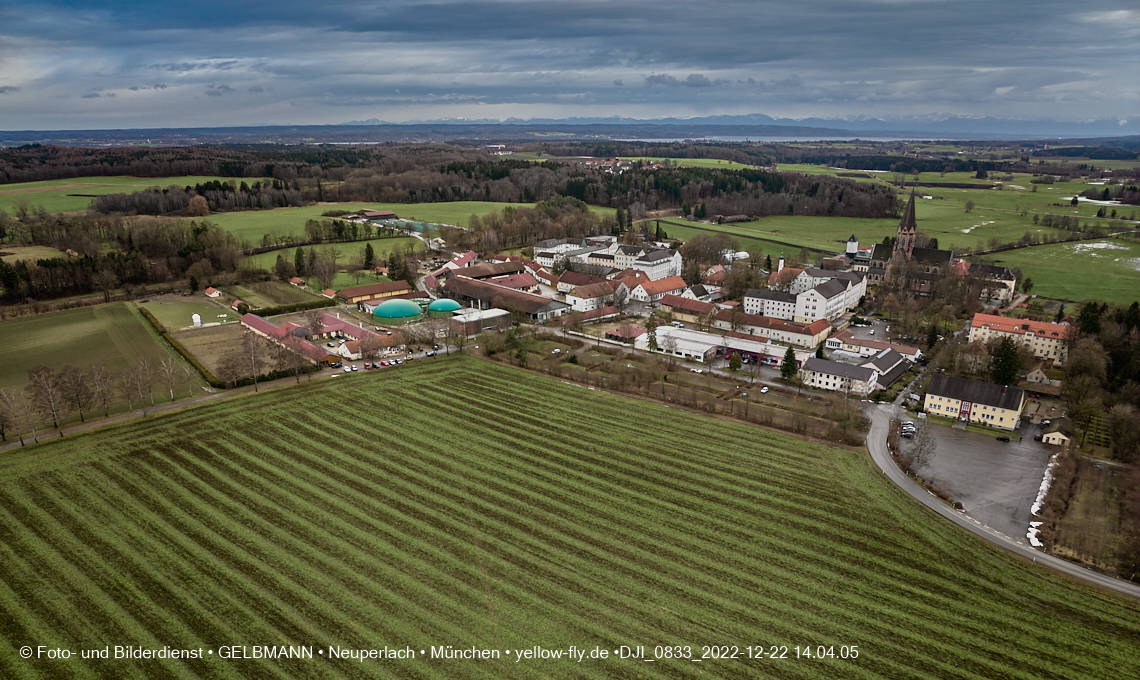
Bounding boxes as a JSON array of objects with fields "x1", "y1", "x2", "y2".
[{"x1": 778, "y1": 256, "x2": 784, "y2": 273}]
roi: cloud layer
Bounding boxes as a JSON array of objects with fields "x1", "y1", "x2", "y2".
[{"x1": 0, "y1": 1, "x2": 1136, "y2": 129}]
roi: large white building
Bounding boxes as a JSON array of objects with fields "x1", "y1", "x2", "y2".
[
  {"x1": 632, "y1": 249, "x2": 682, "y2": 280},
  {"x1": 743, "y1": 268, "x2": 865, "y2": 324},
  {"x1": 967, "y1": 313, "x2": 1074, "y2": 366},
  {"x1": 800, "y1": 358, "x2": 879, "y2": 397}
]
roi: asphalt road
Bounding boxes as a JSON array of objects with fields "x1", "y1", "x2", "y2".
[{"x1": 864, "y1": 403, "x2": 1140, "y2": 600}]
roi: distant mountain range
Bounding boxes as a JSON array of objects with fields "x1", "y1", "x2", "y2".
[
  {"x1": 340, "y1": 113, "x2": 1140, "y2": 138},
  {"x1": 3, "y1": 114, "x2": 1138, "y2": 148}
]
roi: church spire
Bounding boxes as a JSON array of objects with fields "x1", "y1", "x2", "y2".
[{"x1": 896, "y1": 190, "x2": 917, "y2": 260}]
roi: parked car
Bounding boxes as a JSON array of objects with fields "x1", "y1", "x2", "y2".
[
  {"x1": 760, "y1": 386, "x2": 769, "y2": 394},
  {"x1": 327, "y1": 342, "x2": 336, "y2": 348},
  {"x1": 343, "y1": 366, "x2": 351, "y2": 373},
  {"x1": 869, "y1": 330, "x2": 875, "y2": 335},
  {"x1": 351, "y1": 365, "x2": 359, "y2": 371},
  {"x1": 552, "y1": 348, "x2": 561, "y2": 354},
  {"x1": 363, "y1": 362, "x2": 371, "y2": 369},
  {"x1": 691, "y1": 368, "x2": 703, "y2": 373},
  {"x1": 426, "y1": 351, "x2": 437, "y2": 357},
  {"x1": 900, "y1": 432, "x2": 913, "y2": 438},
  {"x1": 996, "y1": 435, "x2": 1010, "y2": 442},
  {"x1": 1034, "y1": 433, "x2": 1043, "y2": 441}
]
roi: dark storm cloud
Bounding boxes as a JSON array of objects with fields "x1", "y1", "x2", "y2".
[
  {"x1": 0, "y1": 86, "x2": 19, "y2": 95},
  {"x1": 0, "y1": 1, "x2": 1136, "y2": 128}
]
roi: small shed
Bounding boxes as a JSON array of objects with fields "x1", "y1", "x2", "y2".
[{"x1": 1042, "y1": 418, "x2": 1072, "y2": 446}]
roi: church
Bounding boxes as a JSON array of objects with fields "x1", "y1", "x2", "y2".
[{"x1": 866, "y1": 192, "x2": 953, "y2": 296}]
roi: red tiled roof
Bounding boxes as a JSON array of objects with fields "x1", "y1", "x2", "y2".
[
  {"x1": 717, "y1": 310, "x2": 829, "y2": 337},
  {"x1": 637, "y1": 275, "x2": 686, "y2": 297},
  {"x1": 971, "y1": 313, "x2": 1073, "y2": 339},
  {"x1": 659, "y1": 294, "x2": 714, "y2": 315},
  {"x1": 486, "y1": 272, "x2": 539, "y2": 290},
  {"x1": 559, "y1": 270, "x2": 606, "y2": 287},
  {"x1": 568, "y1": 281, "x2": 615, "y2": 299}
]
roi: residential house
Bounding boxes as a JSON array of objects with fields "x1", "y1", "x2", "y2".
[
  {"x1": 743, "y1": 288, "x2": 796, "y2": 319},
  {"x1": 923, "y1": 374, "x2": 1026, "y2": 431},
  {"x1": 566, "y1": 281, "x2": 615, "y2": 312},
  {"x1": 623, "y1": 275, "x2": 687, "y2": 303},
  {"x1": 204, "y1": 287, "x2": 221, "y2": 298},
  {"x1": 823, "y1": 330, "x2": 923, "y2": 361}
]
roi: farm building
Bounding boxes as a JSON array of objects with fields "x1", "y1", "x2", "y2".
[
  {"x1": 337, "y1": 280, "x2": 414, "y2": 304},
  {"x1": 289, "y1": 277, "x2": 305, "y2": 287},
  {"x1": 239, "y1": 314, "x2": 339, "y2": 365},
  {"x1": 634, "y1": 326, "x2": 717, "y2": 363},
  {"x1": 659, "y1": 294, "x2": 715, "y2": 323},
  {"x1": 359, "y1": 209, "x2": 397, "y2": 221},
  {"x1": 204, "y1": 287, "x2": 221, "y2": 298},
  {"x1": 606, "y1": 324, "x2": 645, "y2": 342},
  {"x1": 450, "y1": 308, "x2": 512, "y2": 338},
  {"x1": 566, "y1": 281, "x2": 615, "y2": 312},
  {"x1": 442, "y1": 276, "x2": 570, "y2": 322}
]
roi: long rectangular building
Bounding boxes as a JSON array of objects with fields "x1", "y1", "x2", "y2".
[
  {"x1": 923, "y1": 374, "x2": 1025, "y2": 431},
  {"x1": 967, "y1": 313, "x2": 1073, "y2": 366}
]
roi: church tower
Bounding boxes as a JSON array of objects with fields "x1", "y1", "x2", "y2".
[{"x1": 895, "y1": 191, "x2": 917, "y2": 260}]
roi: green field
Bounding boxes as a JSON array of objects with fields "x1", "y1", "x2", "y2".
[
  {"x1": 210, "y1": 202, "x2": 617, "y2": 245},
  {"x1": 0, "y1": 303, "x2": 178, "y2": 391},
  {"x1": 138, "y1": 297, "x2": 237, "y2": 331},
  {"x1": 622, "y1": 156, "x2": 759, "y2": 170},
  {"x1": 0, "y1": 176, "x2": 258, "y2": 215},
  {"x1": 241, "y1": 238, "x2": 422, "y2": 270},
  {"x1": 986, "y1": 238, "x2": 1140, "y2": 306},
  {"x1": 0, "y1": 357, "x2": 1137, "y2": 678}
]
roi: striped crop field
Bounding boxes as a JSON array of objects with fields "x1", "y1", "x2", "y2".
[{"x1": 0, "y1": 356, "x2": 1138, "y2": 678}]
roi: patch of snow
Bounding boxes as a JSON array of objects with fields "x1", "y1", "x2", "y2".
[
  {"x1": 1031, "y1": 452, "x2": 1061, "y2": 515},
  {"x1": 1027, "y1": 521, "x2": 1044, "y2": 548},
  {"x1": 961, "y1": 220, "x2": 995, "y2": 234},
  {"x1": 1087, "y1": 181, "x2": 1108, "y2": 185},
  {"x1": 1065, "y1": 196, "x2": 1122, "y2": 206},
  {"x1": 1126, "y1": 258, "x2": 1140, "y2": 272},
  {"x1": 1070, "y1": 241, "x2": 1128, "y2": 254}
]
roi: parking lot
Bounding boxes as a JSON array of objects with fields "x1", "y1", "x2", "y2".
[{"x1": 903, "y1": 420, "x2": 1051, "y2": 543}]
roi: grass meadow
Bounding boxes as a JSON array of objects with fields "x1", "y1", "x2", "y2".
[
  {"x1": 240, "y1": 237, "x2": 422, "y2": 270},
  {"x1": 137, "y1": 297, "x2": 237, "y2": 331},
  {"x1": 0, "y1": 302, "x2": 179, "y2": 391},
  {"x1": 211, "y1": 201, "x2": 617, "y2": 245},
  {"x1": 986, "y1": 238, "x2": 1140, "y2": 306},
  {"x1": 0, "y1": 176, "x2": 255, "y2": 215},
  {"x1": 0, "y1": 357, "x2": 1137, "y2": 678}
]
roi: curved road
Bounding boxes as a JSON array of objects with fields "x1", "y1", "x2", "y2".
[{"x1": 864, "y1": 403, "x2": 1140, "y2": 600}]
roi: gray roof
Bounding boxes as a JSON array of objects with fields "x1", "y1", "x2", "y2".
[
  {"x1": 870, "y1": 243, "x2": 894, "y2": 262},
  {"x1": 927, "y1": 374, "x2": 1025, "y2": 410},
  {"x1": 862, "y1": 348, "x2": 906, "y2": 373},
  {"x1": 636, "y1": 249, "x2": 676, "y2": 263},
  {"x1": 535, "y1": 237, "x2": 574, "y2": 249},
  {"x1": 617, "y1": 245, "x2": 645, "y2": 256},
  {"x1": 745, "y1": 288, "x2": 796, "y2": 303},
  {"x1": 911, "y1": 247, "x2": 953, "y2": 267},
  {"x1": 804, "y1": 358, "x2": 877, "y2": 382},
  {"x1": 813, "y1": 278, "x2": 848, "y2": 299},
  {"x1": 689, "y1": 284, "x2": 709, "y2": 298}
]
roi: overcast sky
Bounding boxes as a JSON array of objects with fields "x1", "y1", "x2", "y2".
[{"x1": 0, "y1": 1, "x2": 1137, "y2": 130}]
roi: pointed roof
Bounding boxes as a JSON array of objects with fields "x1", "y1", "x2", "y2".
[{"x1": 898, "y1": 191, "x2": 917, "y2": 234}]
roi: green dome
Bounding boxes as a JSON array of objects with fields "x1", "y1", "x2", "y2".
[
  {"x1": 428, "y1": 298, "x2": 461, "y2": 313},
  {"x1": 373, "y1": 298, "x2": 423, "y2": 319}
]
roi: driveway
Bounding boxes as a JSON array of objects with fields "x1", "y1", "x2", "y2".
[{"x1": 902, "y1": 420, "x2": 1050, "y2": 542}]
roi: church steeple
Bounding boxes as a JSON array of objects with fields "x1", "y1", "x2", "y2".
[{"x1": 896, "y1": 191, "x2": 917, "y2": 260}]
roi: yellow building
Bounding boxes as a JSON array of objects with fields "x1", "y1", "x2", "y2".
[{"x1": 923, "y1": 374, "x2": 1025, "y2": 431}]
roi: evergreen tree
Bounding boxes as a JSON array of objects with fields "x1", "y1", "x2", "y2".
[
  {"x1": 615, "y1": 207, "x2": 626, "y2": 230},
  {"x1": 363, "y1": 242, "x2": 375, "y2": 269},
  {"x1": 189, "y1": 275, "x2": 198, "y2": 293},
  {"x1": 780, "y1": 346, "x2": 797, "y2": 381},
  {"x1": 646, "y1": 317, "x2": 658, "y2": 352},
  {"x1": 682, "y1": 201, "x2": 690, "y2": 217},
  {"x1": 927, "y1": 324, "x2": 940, "y2": 349},
  {"x1": 765, "y1": 254, "x2": 772, "y2": 271},
  {"x1": 1077, "y1": 301, "x2": 1103, "y2": 335},
  {"x1": 815, "y1": 344, "x2": 826, "y2": 359},
  {"x1": 990, "y1": 336, "x2": 1021, "y2": 385},
  {"x1": 729, "y1": 352, "x2": 742, "y2": 371}
]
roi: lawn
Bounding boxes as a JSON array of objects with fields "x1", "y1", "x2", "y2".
[
  {"x1": 0, "y1": 176, "x2": 259, "y2": 215},
  {"x1": 0, "y1": 357, "x2": 1137, "y2": 678},
  {"x1": 229, "y1": 281, "x2": 317, "y2": 309},
  {"x1": 622, "y1": 156, "x2": 760, "y2": 170},
  {"x1": 0, "y1": 245, "x2": 68, "y2": 263},
  {"x1": 0, "y1": 302, "x2": 179, "y2": 391},
  {"x1": 137, "y1": 297, "x2": 236, "y2": 331},
  {"x1": 210, "y1": 201, "x2": 617, "y2": 245},
  {"x1": 985, "y1": 239, "x2": 1140, "y2": 306},
  {"x1": 241, "y1": 238, "x2": 422, "y2": 270}
]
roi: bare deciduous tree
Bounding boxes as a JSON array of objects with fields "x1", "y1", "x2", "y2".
[
  {"x1": 117, "y1": 368, "x2": 136, "y2": 412},
  {"x1": 136, "y1": 357, "x2": 155, "y2": 406},
  {"x1": 58, "y1": 364, "x2": 93, "y2": 423},
  {"x1": 160, "y1": 357, "x2": 180, "y2": 401},
  {"x1": 909, "y1": 422, "x2": 938, "y2": 472},
  {"x1": 26, "y1": 365, "x2": 69, "y2": 435},
  {"x1": 241, "y1": 331, "x2": 268, "y2": 392},
  {"x1": 87, "y1": 363, "x2": 115, "y2": 417}
]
